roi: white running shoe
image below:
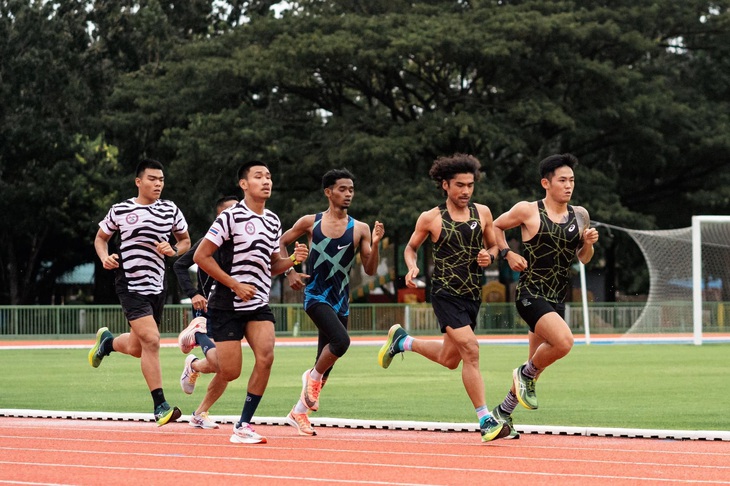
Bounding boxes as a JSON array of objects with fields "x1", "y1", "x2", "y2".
[
  {"x1": 230, "y1": 422, "x2": 267, "y2": 444},
  {"x1": 178, "y1": 316, "x2": 207, "y2": 354},
  {"x1": 189, "y1": 411, "x2": 219, "y2": 429},
  {"x1": 180, "y1": 354, "x2": 199, "y2": 395}
]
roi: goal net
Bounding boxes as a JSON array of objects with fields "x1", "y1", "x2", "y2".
[{"x1": 604, "y1": 216, "x2": 730, "y2": 343}]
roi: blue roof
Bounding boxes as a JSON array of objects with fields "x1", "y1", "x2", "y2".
[{"x1": 56, "y1": 263, "x2": 95, "y2": 285}]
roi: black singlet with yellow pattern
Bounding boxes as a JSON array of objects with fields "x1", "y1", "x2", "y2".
[
  {"x1": 516, "y1": 200, "x2": 582, "y2": 303},
  {"x1": 432, "y1": 202, "x2": 483, "y2": 301}
]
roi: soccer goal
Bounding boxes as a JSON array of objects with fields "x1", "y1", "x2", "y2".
[{"x1": 592, "y1": 216, "x2": 730, "y2": 345}]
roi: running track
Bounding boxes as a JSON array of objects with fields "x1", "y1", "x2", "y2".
[{"x1": 1, "y1": 417, "x2": 729, "y2": 485}]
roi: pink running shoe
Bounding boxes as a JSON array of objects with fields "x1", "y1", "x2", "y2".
[
  {"x1": 178, "y1": 316, "x2": 207, "y2": 354},
  {"x1": 286, "y1": 408, "x2": 316, "y2": 436},
  {"x1": 300, "y1": 369, "x2": 323, "y2": 411}
]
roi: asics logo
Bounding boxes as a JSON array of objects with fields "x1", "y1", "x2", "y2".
[
  {"x1": 568, "y1": 224, "x2": 576, "y2": 232},
  {"x1": 470, "y1": 221, "x2": 478, "y2": 229}
]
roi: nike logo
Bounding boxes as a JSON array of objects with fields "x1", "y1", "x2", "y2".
[{"x1": 337, "y1": 244, "x2": 350, "y2": 250}]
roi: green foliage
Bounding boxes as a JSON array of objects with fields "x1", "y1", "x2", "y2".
[{"x1": 4, "y1": 0, "x2": 730, "y2": 302}]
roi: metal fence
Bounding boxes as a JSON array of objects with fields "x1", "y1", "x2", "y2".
[{"x1": 0, "y1": 301, "x2": 727, "y2": 338}]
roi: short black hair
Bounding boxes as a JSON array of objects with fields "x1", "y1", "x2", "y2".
[
  {"x1": 322, "y1": 168, "x2": 355, "y2": 190},
  {"x1": 538, "y1": 153, "x2": 578, "y2": 180},
  {"x1": 136, "y1": 158, "x2": 164, "y2": 177},
  {"x1": 215, "y1": 195, "x2": 239, "y2": 211},
  {"x1": 237, "y1": 160, "x2": 269, "y2": 181}
]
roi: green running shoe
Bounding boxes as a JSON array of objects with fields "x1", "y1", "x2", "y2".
[
  {"x1": 513, "y1": 364, "x2": 538, "y2": 410},
  {"x1": 491, "y1": 405, "x2": 520, "y2": 440},
  {"x1": 378, "y1": 324, "x2": 408, "y2": 369},
  {"x1": 88, "y1": 327, "x2": 113, "y2": 368},
  {"x1": 480, "y1": 415, "x2": 510, "y2": 442},
  {"x1": 154, "y1": 402, "x2": 182, "y2": 427}
]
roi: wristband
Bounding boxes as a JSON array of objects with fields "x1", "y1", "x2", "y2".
[
  {"x1": 290, "y1": 254, "x2": 301, "y2": 265},
  {"x1": 284, "y1": 267, "x2": 294, "y2": 277}
]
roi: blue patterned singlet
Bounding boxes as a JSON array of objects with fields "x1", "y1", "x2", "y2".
[{"x1": 304, "y1": 213, "x2": 356, "y2": 316}]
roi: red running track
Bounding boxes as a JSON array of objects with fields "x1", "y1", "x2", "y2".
[{"x1": 0, "y1": 417, "x2": 729, "y2": 485}]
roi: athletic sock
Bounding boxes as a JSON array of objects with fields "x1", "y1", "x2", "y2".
[
  {"x1": 523, "y1": 360, "x2": 541, "y2": 379},
  {"x1": 293, "y1": 400, "x2": 309, "y2": 414},
  {"x1": 402, "y1": 335, "x2": 414, "y2": 352},
  {"x1": 476, "y1": 405, "x2": 490, "y2": 425},
  {"x1": 500, "y1": 390, "x2": 519, "y2": 415},
  {"x1": 195, "y1": 333, "x2": 215, "y2": 356},
  {"x1": 310, "y1": 368, "x2": 324, "y2": 381},
  {"x1": 151, "y1": 388, "x2": 166, "y2": 409},
  {"x1": 238, "y1": 392, "x2": 262, "y2": 426}
]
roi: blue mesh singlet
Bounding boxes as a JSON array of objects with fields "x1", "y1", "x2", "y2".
[{"x1": 304, "y1": 213, "x2": 356, "y2": 316}]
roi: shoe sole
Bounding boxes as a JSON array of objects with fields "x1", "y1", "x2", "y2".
[
  {"x1": 230, "y1": 434, "x2": 267, "y2": 444},
  {"x1": 189, "y1": 420, "x2": 219, "y2": 429},
  {"x1": 178, "y1": 317, "x2": 206, "y2": 354},
  {"x1": 482, "y1": 423, "x2": 511, "y2": 442},
  {"x1": 156, "y1": 406, "x2": 182, "y2": 427},
  {"x1": 377, "y1": 324, "x2": 402, "y2": 369},
  {"x1": 512, "y1": 367, "x2": 538, "y2": 410},
  {"x1": 286, "y1": 413, "x2": 316, "y2": 436},
  {"x1": 300, "y1": 369, "x2": 319, "y2": 411},
  {"x1": 180, "y1": 355, "x2": 198, "y2": 395},
  {"x1": 88, "y1": 327, "x2": 109, "y2": 368}
]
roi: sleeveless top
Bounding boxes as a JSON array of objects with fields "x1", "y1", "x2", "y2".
[
  {"x1": 432, "y1": 202, "x2": 483, "y2": 301},
  {"x1": 304, "y1": 212, "x2": 357, "y2": 316},
  {"x1": 516, "y1": 200, "x2": 582, "y2": 303}
]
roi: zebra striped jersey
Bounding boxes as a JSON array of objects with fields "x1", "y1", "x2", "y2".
[
  {"x1": 99, "y1": 198, "x2": 188, "y2": 295},
  {"x1": 204, "y1": 201, "x2": 282, "y2": 311}
]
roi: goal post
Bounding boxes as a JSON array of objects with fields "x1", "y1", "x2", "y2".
[
  {"x1": 692, "y1": 215, "x2": 730, "y2": 345},
  {"x1": 591, "y1": 217, "x2": 730, "y2": 345}
]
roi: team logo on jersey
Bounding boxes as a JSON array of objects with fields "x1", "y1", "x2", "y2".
[
  {"x1": 470, "y1": 221, "x2": 478, "y2": 229},
  {"x1": 568, "y1": 224, "x2": 576, "y2": 232},
  {"x1": 126, "y1": 213, "x2": 139, "y2": 224},
  {"x1": 245, "y1": 222, "x2": 256, "y2": 235}
]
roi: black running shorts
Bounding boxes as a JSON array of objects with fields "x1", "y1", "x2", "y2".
[
  {"x1": 207, "y1": 306, "x2": 276, "y2": 342},
  {"x1": 515, "y1": 298, "x2": 565, "y2": 333},
  {"x1": 117, "y1": 291, "x2": 165, "y2": 325},
  {"x1": 431, "y1": 292, "x2": 481, "y2": 333}
]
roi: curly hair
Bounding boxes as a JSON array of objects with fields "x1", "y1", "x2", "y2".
[{"x1": 428, "y1": 153, "x2": 482, "y2": 191}]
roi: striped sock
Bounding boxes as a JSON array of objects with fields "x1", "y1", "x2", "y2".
[
  {"x1": 476, "y1": 405, "x2": 490, "y2": 425},
  {"x1": 500, "y1": 390, "x2": 519, "y2": 415},
  {"x1": 523, "y1": 360, "x2": 541, "y2": 379},
  {"x1": 402, "y1": 336, "x2": 414, "y2": 351}
]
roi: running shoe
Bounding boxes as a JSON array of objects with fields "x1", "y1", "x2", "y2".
[
  {"x1": 189, "y1": 411, "x2": 219, "y2": 429},
  {"x1": 230, "y1": 422, "x2": 267, "y2": 444},
  {"x1": 88, "y1": 327, "x2": 113, "y2": 368},
  {"x1": 480, "y1": 415, "x2": 510, "y2": 442},
  {"x1": 286, "y1": 408, "x2": 316, "y2": 436},
  {"x1": 180, "y1": 354, "x2": 200, "y2": 395},
  {"x1": 513, "y1": 364, "x2": 538, "y2": 410},
  {"x1": 154, "y1": 402, "x2": 182, "y2": 427},
  {"x1": 178, "y1": 316, "x2": 207, "y2": 354},
  {"x1": 491, "y1": 405, "x2": 520, "y2": 440},
  {"x1": 377, "y1": 324, "x2": 408, "y2": 369},
  {"x1": 300, "y1": 369, "x2": 322, "y2": 411}
]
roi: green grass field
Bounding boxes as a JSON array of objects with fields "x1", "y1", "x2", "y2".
[{"x1": 3, "y1": 342, "x2": 728, "y2": 431}]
